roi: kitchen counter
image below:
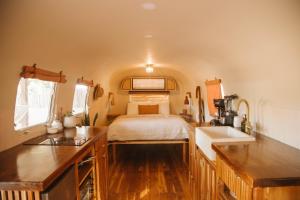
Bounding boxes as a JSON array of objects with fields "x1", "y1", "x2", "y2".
[
  {"x1": 0, "y1": 126, "x2": 107, "y2": 191},
  {"x1": 212, "y1": 133, "x2": 300, "y2": 188}
]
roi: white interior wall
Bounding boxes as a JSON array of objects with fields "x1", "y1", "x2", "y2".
[{"x1": 0, "y1": 0, "x2": 300, "y2": 151}]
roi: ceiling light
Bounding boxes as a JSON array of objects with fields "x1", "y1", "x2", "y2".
[
  {"x1": 144, "y1": 34, "x2": 153, "y2": 39},
  {"x1": 142, "y1": 2, "x2": 156, "y2": 10},
  {"x1": 145, "y1": 64, "x2": 154, "y2": 73}
]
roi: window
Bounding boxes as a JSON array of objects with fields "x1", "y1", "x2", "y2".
[
  {"x1": 72, "y1": 84, "x2": 89, "y2": 115},
  {"x1": 14, "y1": 78, "x2": 56, "y2": 130}
]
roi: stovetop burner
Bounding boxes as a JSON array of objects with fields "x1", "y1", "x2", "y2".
[
  {"x1": 39, "y1": 137, "x2": 87, "y2": 146},
  {"x1": 24, "y1": 135, "x2": 88, "y2": 146}
]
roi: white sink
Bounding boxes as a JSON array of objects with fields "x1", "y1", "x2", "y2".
[{"x1": 195, "y1": 126, "x2": 255, "y2": 161}]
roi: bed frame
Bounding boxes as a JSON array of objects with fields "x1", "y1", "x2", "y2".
[
  {"x1": 108, "y1": 92, "x2": 189, "y2": 164},
  {"x1": 109, "y1": 139, "x2": 189, "y2": 164}
]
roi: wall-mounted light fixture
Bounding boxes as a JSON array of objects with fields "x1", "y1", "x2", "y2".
[
  {"x1": 108, "y1": 92, "x2": 115, "y2": 106},
  {"x1": 145, "y1": 64, "x2": 154, "y2": 73}
]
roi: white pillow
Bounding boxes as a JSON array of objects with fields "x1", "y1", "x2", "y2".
[
  {"x1": 127, "y1": 102, "x2": 138, "y2": 115},
  {"x1": 159, "y1": 102, "x2": 170, "y2": 115}
]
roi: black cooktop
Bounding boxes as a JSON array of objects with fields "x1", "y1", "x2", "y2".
[{"x1": 24, "y1": 135, "x2": 88, "y2": 146}]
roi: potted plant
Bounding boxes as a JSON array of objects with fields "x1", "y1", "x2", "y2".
[
  {"x1": 81, "y1": 112, "x2": 99, "y2": 126},
  {"x1": 63, "y1": 112, "x2": 77, "y2": 128}
]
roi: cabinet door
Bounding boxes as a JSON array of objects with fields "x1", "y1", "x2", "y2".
[
  {"x1": 195, "y1": 147, "x2": 206, "y2": 200},
  {"x1": 216, "y1": 156, "x2": 252, "y2": 200},
  {"x1": 95, "y1": 134, "x2": 108, "y2": 200},
  {"x1": 189, "y1": 129, "x2": 196, "y2": 199},
  {"x1": 205, "y1": 161, "x2": 216, "y2": 200},
  {"x1": 195, "y1": 147, "x2": 217, "y2": 200}
]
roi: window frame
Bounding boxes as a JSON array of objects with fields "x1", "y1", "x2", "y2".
[
  {"x1": 72, "y1": 84, "x2": 90, "y2": 115},
  {"x1": 14, "y1": 78, "x2": 58, "y2": 131}
]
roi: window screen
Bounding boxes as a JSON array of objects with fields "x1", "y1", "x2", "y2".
[
  {"x1": 14, "y1": 78, "x2": 56, "y2": 130},
  {"x1": 72, "y1": 84, "x2": 89, "y2": 115}
]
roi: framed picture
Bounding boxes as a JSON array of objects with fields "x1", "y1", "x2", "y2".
[{"x1": 132, "y1": 78, "x2": 165, "y2": 90}]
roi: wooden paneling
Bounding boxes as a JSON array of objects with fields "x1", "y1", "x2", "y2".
[
  {"x1": 0, "y1": 190, "x2": 40, "y2": 200},
  {"x1": 216, "y1": 156, "x2": 252, "y2": 200},
  {"x1": 189, "y1": 123, "x2": 217, "y2": 200},
  {"x1": 188, "y1": 125, "x2": 197, "y2": 200},
  {"x1": 95, "y1": 131, "x2": 108, "y2": 200},
  {"x1": 120, "y1": 78, "x2": 131, "y2": 90},
  {"x1": 216, "y1": 155, "x2": 300, "y2": 200},
  {"x1": 194, "y1": 146, "x2": 216, "y2": 200},
  {"x1": 120, "y1": 77, "x2": 177, "y2": 91},
  {"x1": 166, "y1": 78, "x2": 176, "y2": 90},
  {"x1": 253, "y1": 186, "x2": 300, "y2": 200}
]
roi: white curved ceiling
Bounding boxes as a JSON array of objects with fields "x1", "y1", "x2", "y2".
[{"x1": 0, "y1": 0, "x2": 299, "y2": 79}]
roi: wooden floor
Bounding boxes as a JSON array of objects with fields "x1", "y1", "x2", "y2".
[{"x1": 108, "y1": 144, "x2": 191, "y2": 200}]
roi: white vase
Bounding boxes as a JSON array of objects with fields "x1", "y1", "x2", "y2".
[
  {"x1": 52, "y1": 120, "x2": 63, "y2": 131},
  {"x1": 63, "y1": 116, "x2": 77, "y2": 128}
]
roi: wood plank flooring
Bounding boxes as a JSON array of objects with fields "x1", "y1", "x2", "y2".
[{"x1": 108, "y1": 144, "x2": 191, "y2": 200}]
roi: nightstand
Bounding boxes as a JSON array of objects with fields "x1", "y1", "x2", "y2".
[{"x1": 106, "y1": 114, "x2": 120, "y2": 125}]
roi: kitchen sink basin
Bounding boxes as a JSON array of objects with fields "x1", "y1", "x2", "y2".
[{"x1": 195, "y1": 126, "x2": 255, "y2": 161}]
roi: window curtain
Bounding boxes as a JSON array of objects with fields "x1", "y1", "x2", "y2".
[
  {"x1": 20, "y1": 64, "x2": 67, "y2": 83},
  {"x1": 205, "y1": 79, "x2": 222, "y2": 116},
  {"x1": 14, "y1": 78, "x2": 56, "y2": 130},
  {"x1": 75, "y1": 77, "x2": 93, "y2": 114},
  {"x1": 72, "y1": 85, "x2": 89, "y2": 114},
  {"x1": 15, "y1": 64, "x2": 65, "y2": 129}
]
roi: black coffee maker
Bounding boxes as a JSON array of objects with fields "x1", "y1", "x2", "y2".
[
  {"x1": 223, "y1": 94, "x2": 238, "y2": 126},
  {"x1": 210, "y1": 99, "x2": 225, "y2": 126},
  {"x1": 210, "y1": 94, "x2": 238, "y2": 126}
]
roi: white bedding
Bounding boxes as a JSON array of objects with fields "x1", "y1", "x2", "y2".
[{"x1": 108, "y1": 114, "x2": 191, "y2": 141}]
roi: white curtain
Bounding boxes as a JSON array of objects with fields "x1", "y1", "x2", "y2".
[{"x1": 14, "y1": 78, "x2": 56, "y2": 130}]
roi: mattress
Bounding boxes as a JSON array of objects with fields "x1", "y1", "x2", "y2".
[{"x1": 108, "y1": 114, "x2": 191, "y2": 141}]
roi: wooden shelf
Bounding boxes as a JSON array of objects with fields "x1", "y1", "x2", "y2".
[{"x1": 78, "y1": 162, "x2": 93, "y2": 186}]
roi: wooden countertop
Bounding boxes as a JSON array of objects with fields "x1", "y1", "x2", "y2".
[
  {"x1": 212, "y1": 133, "x2": 300, "y2": 188},
  {"x1": 0, "y1": 126, "x2": 107, "y2": 191}
]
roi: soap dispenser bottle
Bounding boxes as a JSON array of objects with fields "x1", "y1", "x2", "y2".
[{"x1": 241, "y1": 114, "x2": 247, "y2": 133}]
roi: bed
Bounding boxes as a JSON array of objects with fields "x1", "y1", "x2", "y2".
[{"x1": 107, "y1": 93, "x2": 192, "y2": 163}]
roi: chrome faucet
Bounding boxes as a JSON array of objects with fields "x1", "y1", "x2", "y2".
[{"x1": 237, "y1": 99, "x2": 252, "y2": 134}]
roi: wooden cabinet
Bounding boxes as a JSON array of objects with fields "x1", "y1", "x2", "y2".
[
  {"x1": 189, "y1": 127, "x2": 216, "y2": 200},
  {"x1": 194, "y1": 146, "x2": 216, "y2": 200},
  {"x1": 0, "y1": 127, "x2": 108, "y2": 200},
  {"x1": 75, "y1": 146, "x2": 97, "y2": 200},
  {"x1": 189, "y1": 125, "x2": 197, "y2": 200},
  {"x1": 95, "y1": 131, "x2": 109, "y2": 200},
  {"x1": 216, "y1": 155, "x2": 300, "y2": 200},
  {"x1": 120, "y1": 77, "x2": 177, "y2": 91},
  {"x1": 216, "y1": 156, "x2": 251, "y2": 200}
]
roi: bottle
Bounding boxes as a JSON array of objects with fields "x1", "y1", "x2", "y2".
[{"x1": 241, "y1": 114, "x2": 247, "y2": 133}]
